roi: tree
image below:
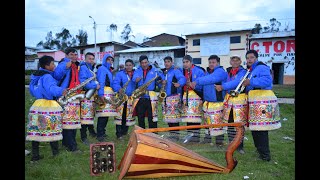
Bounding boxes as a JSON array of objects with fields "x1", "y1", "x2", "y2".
[
  {"x1": 268, "y1": 18, "x2": 281, "y2": 32},
  {"x1": 107, "y1": 23, "x2": 117, "y2": 41},
  {"x1": 76, "y1": 29, "x2": 88, "y2": 46},
  {"x1": 36, "y1": 31, "x2": 57, "y2": 49},
  {"x1": 55, "y1": 28, "x2": 73, "y2": 51},
  {"x1": 120, "y1": 24, "x2": 134, "y2": 43},
  {"x1": 251, "y1": 23, "x2": 262, "y2": 34}
]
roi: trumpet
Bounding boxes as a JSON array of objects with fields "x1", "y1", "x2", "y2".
[{"x1": 230, "y1": 69, "x2": 252, "y2": 97}]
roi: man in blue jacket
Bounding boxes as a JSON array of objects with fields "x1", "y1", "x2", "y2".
[
  {"x1": 190, "y1": 55, "x2": 227, "y2": 146},
  {"x1": 95, "y1": 53, "x2": 118, "y2": 142},
  {"x1": 113, "y1": 59, "x2": 136, "y2": 139},
  {"x1": 132, "y1": 55, "x2": 162, "y2": 129},
  {"x1": 181, "y1": 55, "x2": 205, "y2": 143},
  {"x1": 215, "y1": 55, "x2": 247, "y2": 154},
  {"x1": 159, "y1": 56, "x2": 186, "y2": 141},
  {"x1": 54, "y1": 47, "x2": 82, "y2": 153},
  {"x1": 242, "y1": 49, "x2": 281, "y2": 161},
  {"x1": 78, "y1": 52, "x2": 100, "y2": 145},
  {"x1": 27, "y1": 55, "x2": 67, "y2": 162}
]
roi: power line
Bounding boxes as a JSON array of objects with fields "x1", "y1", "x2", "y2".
[{"x1": 25, "y1": 18, "x2": 295, "y2": 29}]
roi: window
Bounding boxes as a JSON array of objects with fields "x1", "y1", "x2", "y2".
[
  {"x1": 230, "y1": 36, "x2": 241, "y2": 44},
  {"x1": 100, "y1": 47, "x2": 104, "y2": 52},
  {"x1": 193, "y1": 58, "x2": 202, "y2": 64},
  {"x1": 193, "y1": 39, "x2": 200, "y2": 46}
]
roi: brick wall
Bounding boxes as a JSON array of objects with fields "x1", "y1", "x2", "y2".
[{"x1": 284, "y1": 75, "x2": 295, "y2": 85}]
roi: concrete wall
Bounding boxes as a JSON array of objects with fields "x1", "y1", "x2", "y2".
[
  {"x1": 186, "y1": 31, "x2": 250, "y2": 69},
  {"x1": 118, "y1": 51, "x2": 175, "y2": 69}
]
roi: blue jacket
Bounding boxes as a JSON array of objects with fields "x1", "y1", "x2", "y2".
[
  {"x1": 79, "y1": 61, "x2": 97, "y2": 90},
  {"x1": 245, "y1": 61, "x2": 273, "y2": 93},
  {"x1": 53, "y1": 57, "x2": 70, "y2": 82},
  {"x1": 183, "y1": 65, "x2": 206, "y2": 92},
  {"x1": 29, "y1": 68, "x2": 65, "y2": 100},
  {"x1": 132, "y1": 65, "x2": 161, "y2": 98},
  {"x1": 222, "y1": 66, "x2": 247, "y2": 94},
  {"x1": 159, "y1": 65, "x2": 186, "y2": 96},
  {"x1": 97, "y1": 53, "x2": 114, "y2": 97},
  {"x1": 54, "y1": 58, "x2": 80, "y2": 89},
  {"x1": 195, "y1": 66, "x2": 227, "y2": 102},
  {"x1": 113, "y1": 70, "x2": 136, "y2": 96}
]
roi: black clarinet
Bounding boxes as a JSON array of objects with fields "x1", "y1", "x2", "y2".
[{"x1": 186, "y1": 68, "x2": 190, "y2": 107}]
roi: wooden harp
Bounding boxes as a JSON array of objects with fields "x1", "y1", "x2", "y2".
[{"x1": 118, "y1": 122, "x2": 244, "y2": 179}]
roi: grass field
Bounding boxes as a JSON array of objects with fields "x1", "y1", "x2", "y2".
[{"x1": 25, "y1": 87, "x2": 295, "y2": 180}]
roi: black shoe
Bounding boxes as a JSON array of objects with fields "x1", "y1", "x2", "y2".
[
  {"x1": 30, "y1": 155, "x2": 44, "y2": 163},
  {"x1": 167, "y1": 136, "x2": 179, "y2": 142},
  {"x1": 89, "y1": 132, "x2": 97, "y2": 138},
  {"x1": 81, "y1": 138, "x2": 90, "y2": 146},
  {"x1": 237, "y1": 149, "x2": 245, "y2": 155},
  {"x1": 258, "y1": 155, "x2": 271, "y2": 161}
]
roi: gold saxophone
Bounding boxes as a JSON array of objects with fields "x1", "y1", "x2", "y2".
[
  {"x1": 158, "y1": 70, "x2": 167, "y2": 103},
  {"x1": 94, "y1": 79, "x2": 131, "y2": 109},
  {"x1": 57, "y1": 66, "x2": 97, "y2": 106},
  {"x1": 131, "y1": 74, "x2": 158, "y2": 99},
  {"x1": 110, "y1": 80, "x2": 130, "y2": 108}
]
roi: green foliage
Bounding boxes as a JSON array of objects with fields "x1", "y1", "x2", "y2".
[
  {"x1": 25, "y1": 70, "x2": 37, "y2": 75},
  {"x1": 160, "y1": 42, "x2": 172, "y2": 47},
  {"x1": 25, "y1": 87, "x2": 295, "y2": 180},
  {"x1": 273, "y1": 85, "x2": 295, "y2": 98}
]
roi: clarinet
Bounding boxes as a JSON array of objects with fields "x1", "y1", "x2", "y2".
[{"x1": 186, "y1": 68, "x2": 190, "y2": 107}]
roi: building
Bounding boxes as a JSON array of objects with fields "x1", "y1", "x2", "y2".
[
  {"x1": 141, "y1": 33, "x2": 185, "y2": 47},
  {"x1": 116, "y1": 46, "x2": 185, "y2": 69},
  {"x1": 249, "y1": 31, "x2": 295, "y2": 85},
  {"x1": 72, "y1": 41, "x2": 133, "y2": 68},
  {"x1": 185, "y1": 28, "x2": 252, "y2": 69},
  {"x1": 124, "y1": 40, "x2": 148, "y2": 48}
]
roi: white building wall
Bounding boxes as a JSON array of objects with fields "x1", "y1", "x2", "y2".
[
  {"x1": 118, "y1": 51, "x2": 174, "y2": 69},
  {"x1": 25, "y1": 59, "x2": 39, "y2": 70}
]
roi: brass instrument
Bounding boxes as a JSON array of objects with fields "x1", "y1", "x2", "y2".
[
  {"x1": 94, "y1": 80, "x2": 131, "y2": 109},
  {"x1": 158, "y1": 70, "x2": 168, "y2": 103},
  {"x1": 230, "y1": 69, "x2": 252, "y2": 97},
  {"x1": 57, "y1": 65, "x2": 96, "y2": 106},
  {"x1": 131, "y1": 74, "x2": 159, "y2": 99},
  {"x1": 110, "y1": 80, "x2": 131, "y2": 108}
]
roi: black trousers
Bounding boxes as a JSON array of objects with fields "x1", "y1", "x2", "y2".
[
  {"x1": 168, "y1": 122, "x2": 180, "y2": 138},
  {"x1": 252, "y1": 131, "x2": 270, "y2": 159},
  {"x1": 80, "y1": 124, "x2": 96, "y2": 140},
  {"x1": 62, "y1": 129, "x2": 78, "y2": 151},
  {"x1": 97, "y1": 117, "x2": 109, "y2": 138},
  {"x1": 227, "y1": 109, "x2": 244, "y2": 149},
  {"x1": 136, "y1": 98, "x2": 157, "y2": 129},
  {"x1": 116, "y1": 101, "x2": 129, "y2": 138},
  {"x1": 32, "y1": 141, "x2": 59, "y2": 158}
]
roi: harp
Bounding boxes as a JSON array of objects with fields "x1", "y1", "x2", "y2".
[{"x1": 117, "y1": 122, "x2": 244, "y2": 179}]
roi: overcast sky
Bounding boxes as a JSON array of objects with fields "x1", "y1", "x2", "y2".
[{"x1": 25, "y1": 0, "x2": 295, "y2": 47}]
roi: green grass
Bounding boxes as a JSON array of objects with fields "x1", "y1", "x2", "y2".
[
  {"x1": 272, "y1": 85, "x2": 295, "y2": 98},
  {"x1": 25, "y1": 88, "x2": 295, "y2": 180}
]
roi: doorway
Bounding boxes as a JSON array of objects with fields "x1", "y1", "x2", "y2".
[{"x1": 272, "y1": 63, "x2": 284, "y2": 84}]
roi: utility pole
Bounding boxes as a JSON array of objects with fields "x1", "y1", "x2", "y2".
[{"x1": 89, "y1": 16, "x2": 97, "y2": 63}]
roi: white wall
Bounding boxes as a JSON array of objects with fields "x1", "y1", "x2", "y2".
[
  {"x1": 119, "y1": 51, "x2": 175, "y2": 69},
  {"x1": 25, "y1": 59, "x2": 39, "y2": 70}
]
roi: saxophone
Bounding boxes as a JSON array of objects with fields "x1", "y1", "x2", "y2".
[
  {"x1": 131, "y1": 74, "x2": 159, "y2": 99},
  {"x1": 109, "y1": 80, "x2": 131, "y2": 108},
  {"x1": 57, "y1": 64, "x2": 97, "y2": 106},
  {"x1": 158, "y1": 70, "x2": 167, "y2": 103}
]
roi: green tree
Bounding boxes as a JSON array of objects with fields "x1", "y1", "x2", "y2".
[
  {"x1": 251, "y1": 23, "x2": 262, "y2": 34},
  {"x1": 107, "y1": 23, "x2": 117, "y2": 41},
  {"x1": 76, "y1": 29, "x2": 88, "y2": 46},
  {"x1": 36, "y1": 31, "x2": 58, "y2": 49},
  {"x1": 121, "y1": 24, "x2": 135, "y2": 43},
  {"x1": 55, "y1": 28, "x2": 73, "y2": 51}
]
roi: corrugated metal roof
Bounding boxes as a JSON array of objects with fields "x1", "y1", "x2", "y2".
[
  {"x1": 185, "y1": 28, "x2": 252, "y2": 36},
  {"x1": 37, "y1": 49, "x2": 60, "y2": 52},
  {"x1": 115, "y1": 46, "x2": 185, "y2": 53},
  {"x1": 249, "y1": 31, "x2": 295, "y2": 39}
]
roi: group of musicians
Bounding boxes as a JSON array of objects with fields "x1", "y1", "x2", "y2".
[{"x1": 26, "y1": 48, "x2": 281, "y2": 162}]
